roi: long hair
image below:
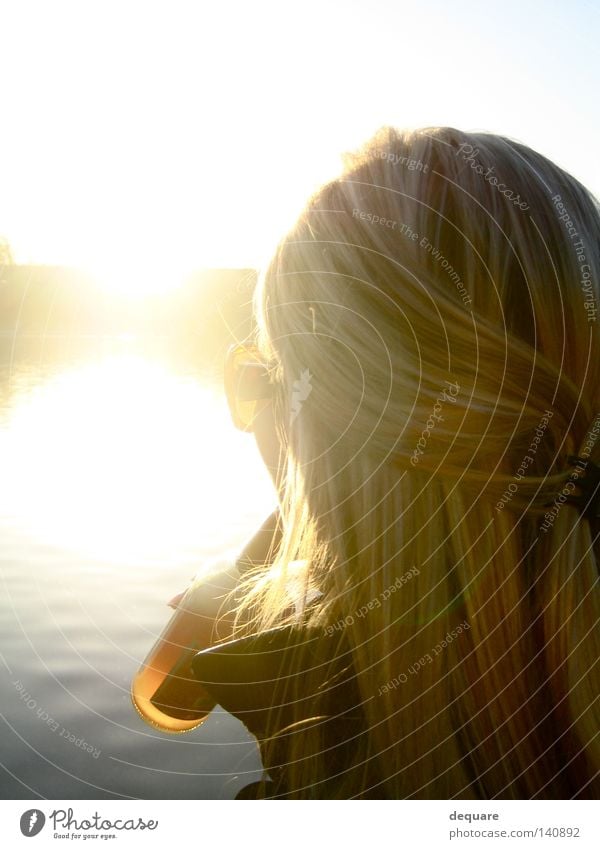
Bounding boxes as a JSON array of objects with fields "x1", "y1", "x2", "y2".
[{"x1": 233, "y1": 126, "x2": 600, "y2": 798}]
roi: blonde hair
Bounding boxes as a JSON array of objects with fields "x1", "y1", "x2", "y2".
[{"x1": 234, "y1": 126, "x2": 600, "y2": 798}]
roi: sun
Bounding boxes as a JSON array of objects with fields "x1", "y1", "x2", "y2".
[{"x1": 87, "y1": 253, "x2": 192, "y2": 298}]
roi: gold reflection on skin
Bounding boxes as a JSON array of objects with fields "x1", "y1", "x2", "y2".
[{"x1": 0, "y1": 354, "x2": 274, "y2": 564}]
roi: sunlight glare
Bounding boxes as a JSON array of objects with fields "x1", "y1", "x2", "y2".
[
  {"x1": 88, "y1": 255, "x2": 190, "y2": 298},
  {"x1": 0, "y1": 355, "x2": 276, "y2": 565}
]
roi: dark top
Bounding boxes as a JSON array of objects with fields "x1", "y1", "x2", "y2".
[{"x1": 191, "y1": 624, "x2": 367, "y2": 798}]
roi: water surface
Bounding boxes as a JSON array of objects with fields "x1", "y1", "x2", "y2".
[{"x1": 0, "y1": 340, "x2": 275, "y2": 798}]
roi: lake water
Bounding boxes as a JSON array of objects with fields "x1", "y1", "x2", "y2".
[{"x1": 0, "y1": 338, "x2": 276, "y2": 799}]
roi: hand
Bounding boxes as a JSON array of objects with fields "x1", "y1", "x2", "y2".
[{"x1": 167, "y1": 591, "x2": 185, "y2": 610}]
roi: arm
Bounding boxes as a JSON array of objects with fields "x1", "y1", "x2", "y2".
[
  {"x1": 234, "y1": 508, "x2": 283, "y2": 573},
  {"x1": 167, "y1": 507, "x2": 283, "y2": 612}
]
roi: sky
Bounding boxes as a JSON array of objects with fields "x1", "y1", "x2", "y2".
[{"x1": 1, "y1": 0, "x2": 599, "y2": 294}]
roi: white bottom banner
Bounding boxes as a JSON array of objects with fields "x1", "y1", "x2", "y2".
[{"x1": 0, "y1": 799, "x2": 598, "y2": 848}]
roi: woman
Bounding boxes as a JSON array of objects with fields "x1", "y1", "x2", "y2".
[{"x1": 195, "y1": 125, "x2": 600, "y2": 799}]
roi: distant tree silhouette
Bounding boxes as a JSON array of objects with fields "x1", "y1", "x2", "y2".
[{"x1": 0, "y1": 237, "x2": 14, "y2": 265}]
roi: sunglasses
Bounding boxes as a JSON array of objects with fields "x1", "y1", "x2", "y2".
[{"x1": 224, "y1": 341, "x2": 276, "y2": 432}]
